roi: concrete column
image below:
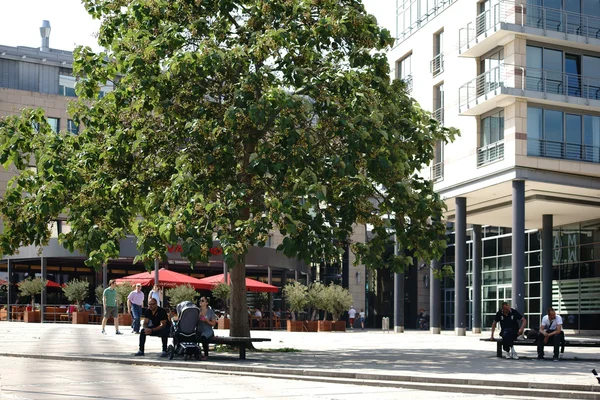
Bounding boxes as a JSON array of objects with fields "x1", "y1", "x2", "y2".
[
  {"x1": 472, "y1": 224, "x2": 482, "y2": 333},
  {"x1": 7, "y1": 259, "x2": 12, "y2": 320},
  {"x1": 430, "y1": 259, "x2": 441, "y2": 334},
  {"x1": 102, "y1": 264, "x2": 108, "y2": 288},
  {"x1": 455, "y1": 197, "x2": 467, "y2": 336},
  {"x1": 512, "y1": 180, "x2": 526, "y2": 313},
  {"x1": 394, "y1": 272, "x2": 404, "y2": 332},
  {"x1": 542, "y1": 214, "x2": 553, "y2": 313},
  {"x1": 223, "y1": 264, "x2": 228, "y2": 284},
  {"x1": 294, "y1": 270, "x2": 299, "y2": 282},
  {"x1": 41, "y1": 257, "x2": 47, "y2": 319},
  {"x1": 268, "y1": 267, "x2": 273, "y2": 330}
]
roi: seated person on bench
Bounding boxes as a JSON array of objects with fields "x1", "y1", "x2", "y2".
[
  {"x1": 490, "y1": 302, "x2": 526, "y2": 360},
  {"x1": 537, "y1": 307, "x2": 564, "y2": 361},
  {"x1": 135, "y1": 299, "x2": 169, "y2": 357}
]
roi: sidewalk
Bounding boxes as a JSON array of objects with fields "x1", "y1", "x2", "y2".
[{"x1": 1, "y1": 322, "x2": 599, "y2": 397}]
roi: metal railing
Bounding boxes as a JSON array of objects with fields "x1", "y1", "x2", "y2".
[
  {"x1": 396, "y1": 0, "x2": 457, "y2": 45},
  {"x1": 477, "y1": 141, "x2": 505, "y2": 167},
  {"x1": 432, "y1": 107, "x2": 444, "y2": 125},
  {"x1": 431, "y1": 161, "x2": 444, "y2": 181},
  {"x1": 459, "y1": 63, "x2": 600, "y2": 112},
  {"x1": 403, "y1": 75, "x2": 413, "y2": 93},
  {"x1": 430, "y1": 53, "x2": 444, "y2": 77},
  {"x1": 459, "y1": 0, "x2": 600, "y2": 53},
  {"x1": 528, "y1": 139, "x2": 600, "y2": 162}
]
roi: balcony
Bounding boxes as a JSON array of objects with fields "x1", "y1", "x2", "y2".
[
  {"x1": 458, "y1": 63, "x2": 600, "y2": 115},
  {"x1": 477, "y1": 141, "x2": 505, "y2": 167},
  {"x1": 528, "y1": 139, "x2": 600, "y2": 163},
  {"x1": 430, "y1": 53, "x2": 444, "y2": 77},
  {"x1": 431, "y1": 161, "x2": 444, "y2": 181},
  {"x1": 403, "y1": 75, "x2": 413, "y2": 93},
  {"x1": 458, "y1": 0, "x2": 600, "y2": 57}
]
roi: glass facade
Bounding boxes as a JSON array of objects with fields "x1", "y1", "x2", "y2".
[{"x1": 438, "y1": 221, "x2": 600, "y2": 331}]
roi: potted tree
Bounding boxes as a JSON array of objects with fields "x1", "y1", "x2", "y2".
[
  {"x1": 211, "y1": 282, "x2": 230, "y2": 329},
  {"x1": 327, "y1": 283, "x2": 353, "y2": 332},
  {"x1": 18, "y1": 277, "x2": 47, "y2": 323},
  {"x1": 305, "y1": 283, "x2": 325, "y2": 332},
  {"x1": 282, "y1": 282, "x2": 307, "y2": 332},
  {"x1": 165, "y1": 284, "x2": 199, "y2": 307},
  {"x1": 116, "y1": 282, "x2": 134, "y2": 326},
  {"x1": 62, "y1": 279, "x2": 90, "y2": 324},
  {"x1": 318, "y1": 284, "x2": 333, "y2": 332}
]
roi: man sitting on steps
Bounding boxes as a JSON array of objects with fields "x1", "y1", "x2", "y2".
[
  {"x1": 490, "y1": 302, "x2": 526, "y2": 360},
  {"x1": 537, "y1": 307, "x2": 564, "y2": 362}
]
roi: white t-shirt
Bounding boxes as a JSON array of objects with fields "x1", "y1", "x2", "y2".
[
  {"x1": 541, "y1": 314, "x2": 563, "y2": 331},
  {"x1": 359, "y1": 311, "x2": 365, "y2": 319},
  {"x1": 348, "y1": 308, "x2": 356, "y2": 318}
]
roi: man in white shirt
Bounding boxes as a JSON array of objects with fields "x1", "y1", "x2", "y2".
[
  {"x1": 348, "y1": 306, "x2": 356, "y2": 329},
  {"x1": 537, "y1": 307, "x2": 564, "y2": 361}
]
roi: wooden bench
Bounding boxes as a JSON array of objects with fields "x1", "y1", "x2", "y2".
[
  {"x1": 209, "y1": 336, "x2": 271, "y2": 360},
  {"x1": 481, "y1": 337, "x2": 600, "y2": 358},
  {"x1": 43, "y1": 306, "x2": 68, "y2": 322}
]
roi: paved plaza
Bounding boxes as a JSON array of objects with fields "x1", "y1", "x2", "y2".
[{"x1": 0, "y1": 322, "x2": 599, "y2": 398}]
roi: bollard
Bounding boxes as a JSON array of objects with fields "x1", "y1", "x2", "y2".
[{"x1": 382, "y1": 317, "x2": 389, "y2": 333}]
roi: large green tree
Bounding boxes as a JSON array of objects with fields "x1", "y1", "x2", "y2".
[{"x1": 0, "y1": 0, "x2": 456, "y2": 337}]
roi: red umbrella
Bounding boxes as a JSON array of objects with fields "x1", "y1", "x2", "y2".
[
  {"x1": 114, "y1": 268, "x2": 211, "y2": 289},
  {"x1": 46, "y1": 280, "x2": 61, "y2": 288},
  {"x1": 197, "y1": 273, "x2": 278, "y2": 293}
]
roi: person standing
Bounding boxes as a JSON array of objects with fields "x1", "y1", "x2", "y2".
[
  {"x1": 348, "y1": 306, "x2": 357, "y2": 330},
  {"x1": 134, "y1": 299, "x2": 169, "y2": 357},
  {"x1": 359, "y1": 309, "x2": 366, "y2": 330},
  {"x1": 537, "y1": 307, "x2": 564, "y2": 361},
  {"x1": 148, "y1": 285, "x2": 162, "y2": 307},
  {"x1": 101, "y1": 280, "x2": 122, "y2": 335},
  {"x1": 127, "y1": 284, "x2": 144, "y2": 334},
  {"x1": 198, "y1": 296, "x2": 217, "y2": 361},
  {"x1": 490, "y1": 302, "x2": 526, "y2": 359}
]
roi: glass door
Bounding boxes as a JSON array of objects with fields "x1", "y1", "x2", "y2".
[{"x1": 443, "y1": 288, "x2": 455, "y2": 329}]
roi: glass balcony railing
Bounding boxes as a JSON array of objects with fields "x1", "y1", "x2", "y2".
[
  {"x1": 459, "y1": 0, "x2": 600, "y2": 54},
  {"x1": 430, "y1": 53, "x2": 444, "y2": 77},
  {"x1": 528, "y1": 139, "x2": 600, "y2": 162},
  {"x1": 459, "y1": 63, "x2": 600, "y2": 113},
  {"x1": 477, "y1": 141, "x2": 505, "y2": 167}
]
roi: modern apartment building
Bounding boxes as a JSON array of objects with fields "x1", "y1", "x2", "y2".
[{"x1": 390, "y1": 0, "x2": 600, "y2": 334}]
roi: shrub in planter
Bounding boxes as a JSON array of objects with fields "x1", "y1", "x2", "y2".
[
  {"x1": 324, "y1": 283, "x2": 352, "y2": 323},
  {"x1": 166, "y1": 284, "x2": 199, "y2": 306},
  {"x1": 17, "y1": 277, "x2": 47, "y2": 311},
  {"x1": 62, "y1": 279, "x2": 90, "y2": 324},
  {"x1": 307, "y1": 282, "x2": 326, "y2": 321},
  {"x1": 282, "y1": 281, "x2": 308, "y2": 322}
]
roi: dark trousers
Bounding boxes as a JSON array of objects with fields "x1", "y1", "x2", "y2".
[
  {"x1": 500, "y1": 328, "x2": 517, "y2": 352},
  {"x1": 199, "y1": 334, "x2": 213, "y2": 357},
  {"x1": 139, "y1": 327, "x2": 169, "y2": 352},
  {"x1": 537, "y1": 330, "x2": 564, "y2": 358},
  {"x1": 131, "y1": 304, "x2": 142, "y2": 333}
]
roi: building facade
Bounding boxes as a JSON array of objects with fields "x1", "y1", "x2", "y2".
[{"x1": 390, "y1": 0, "x2": 600, "y2": 334}]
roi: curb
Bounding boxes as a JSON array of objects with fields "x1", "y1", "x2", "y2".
[{"x1": 3, "y1": 352, "x2": 600, "y2": 399}]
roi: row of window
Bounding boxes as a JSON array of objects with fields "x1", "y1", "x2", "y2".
[{"x1": 34, "y1": 118, "x2": 79, "y2": 134}]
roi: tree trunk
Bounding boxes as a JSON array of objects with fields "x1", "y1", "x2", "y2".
[{"x1": 229, "y1": 259, "x2": 250, "y2": 338}]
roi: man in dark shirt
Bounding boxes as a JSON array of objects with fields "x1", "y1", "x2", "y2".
[
  {"x1": 490, "y1": 302, "x2": 527, "y2": 359},
  {"x1": 135, "y1": 299, "x2": 169, "y2": 357}
]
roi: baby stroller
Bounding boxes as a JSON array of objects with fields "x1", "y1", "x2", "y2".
[{"x1": 167, "y1": 301, "x2": 201, "y2": 360}]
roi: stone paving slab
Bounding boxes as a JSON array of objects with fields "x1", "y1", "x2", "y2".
[{"x1": 1, "y1": 322, "x2": 599, "y2": 389}]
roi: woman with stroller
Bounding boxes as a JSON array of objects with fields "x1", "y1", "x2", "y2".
[{"x1": 198, "y1": 296, "x2": 217, "y2": 361}]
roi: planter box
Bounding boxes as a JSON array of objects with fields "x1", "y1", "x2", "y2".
[
  {"x1": 303, "y1": 320, "x2": 318, "y2": 332},
  {"x1": 318, "y1": 320, "x2": 332, "y2": 332},
  {"x1": 72, "y1": 311, "x2": 89, "y2": 324},
  {"x1": 287, "y1": 320, "x2": 303, "y2": 332},
  {"x1": 332, "y1": 320, "x2": 346, "y2": 332},
  {"x1": 24, "y1": 310, "x2": 41, "y2": 323},
  {"x1": 118, "y1": 313, "x2": 132, "y2": 326},
  {"x1": 218, "y1": 318, "x2": 230, "y2": 330},
  {"x1": 0, "y1": 308, "x2": 7, "y2": 321}
]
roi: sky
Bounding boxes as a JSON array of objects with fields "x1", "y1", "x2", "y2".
[{"x1": 0, "y1": 0, "x2": 395, "y2": 53}]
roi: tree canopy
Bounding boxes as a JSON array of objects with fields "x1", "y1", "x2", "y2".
[{"x1": 0, "y1": 0, "x2": 456, "y2": 336}]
